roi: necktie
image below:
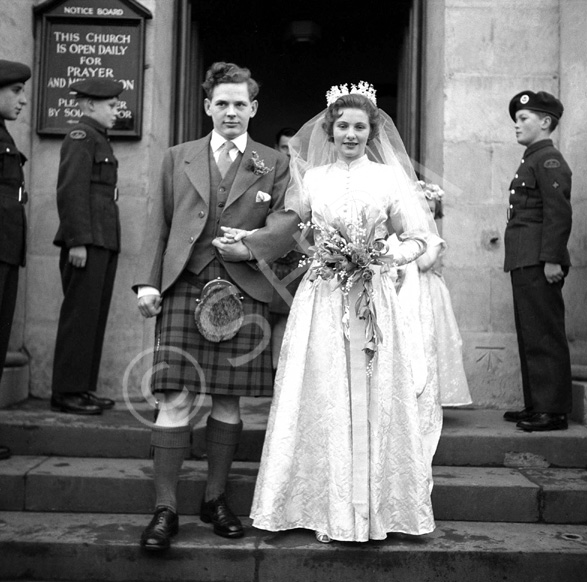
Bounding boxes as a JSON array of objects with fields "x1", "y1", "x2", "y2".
[{"x1": 217, "y1": 141, "x2": 236, "y2": 178}]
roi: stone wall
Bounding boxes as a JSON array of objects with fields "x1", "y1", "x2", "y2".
[
  {"x1": 422, "y1": 0, "x2": 587, "y2": 408},
  {"x1": 560, "y1": 1, "x2": 587, "y2": 364}
]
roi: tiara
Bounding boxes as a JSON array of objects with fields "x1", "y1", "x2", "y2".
[{"x1": 326, "y1": 81, "x2": 377, "y2": 106}]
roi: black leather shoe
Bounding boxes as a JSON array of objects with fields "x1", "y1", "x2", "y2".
[
  {"x1": 503, "y1": 408, "x2": 534, "y2": 422},
  {"x1": 81, "y1": 392, "x2": 115, "y2": 410},
  {"x1": 50, "y1": 393, "x2": 102, "y2": 415},
  {"x1": 200, "y1": 494, "x2": 244, "y2": 538},
  {"x1": 517, "y1": 413, "x2": 568, "y2": 432},
  {"x1": 0, "y1": 445, "x2": 10, "y2": 461},
  {"x1": 140, "y1": 507, "x2": 179, "y2": 551}
]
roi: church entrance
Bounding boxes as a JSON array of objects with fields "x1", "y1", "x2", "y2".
[{"x1": 172, "y1": 0, "x2": 423, "y2": 159}]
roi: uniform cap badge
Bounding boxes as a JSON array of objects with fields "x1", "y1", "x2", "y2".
[
  {"x1": 520, "y1": 94, "x2": 530, "y2": 104},
  {"x1": 70, "y1": 130, "x2": 87, "y2": 140}
]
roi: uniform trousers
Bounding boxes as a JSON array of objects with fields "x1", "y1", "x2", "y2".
[
  {"x1": 511, "y1": 265, "x2": 572, "y2": 414},
  {"x1": 0, "y1": 261, "x2": 19, "y2": 383},
  {"x1": 52, "y1": 246, "x2": 118, "y2": 394}
]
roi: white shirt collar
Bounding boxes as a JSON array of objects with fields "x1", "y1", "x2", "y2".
[{"x1": 210, "y1": 130, "x2": 248, "y2": 154}]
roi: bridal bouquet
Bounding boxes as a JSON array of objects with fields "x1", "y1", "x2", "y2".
[{"x1": 301, "y1": 204, "x2": 387, "y2": 362}]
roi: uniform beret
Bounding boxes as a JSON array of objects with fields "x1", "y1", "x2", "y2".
[
  {"x1": 69, "y1": 79, "x2": 124, "y2": 99},
  {"x1": 0, "y1": 60, "x2": 32, "y2": 88},
  {"x1": 509, "y1": 90, "x2": 564, "y2": 121}
]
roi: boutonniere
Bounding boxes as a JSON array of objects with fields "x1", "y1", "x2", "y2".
[{"x1": 248, "y1": 151, "x2": 274, "y2": 176}]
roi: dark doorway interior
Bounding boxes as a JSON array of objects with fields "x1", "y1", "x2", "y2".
[{"x1": 175, "y1": 0, "x2": 416, "y2": 150}]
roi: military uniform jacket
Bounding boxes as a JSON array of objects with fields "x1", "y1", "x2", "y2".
[
  {"x1": 134, "y1": 134, "x2": 299, "y2": 303},
  {"x1": 504, "y1": 139, "x2": 572, "y2": 272},
  {"x1": 0, "y1": 120, "x2": 27, "y2": 266},
  {"x1": 53, "y1": 115, "x2": 120, "y2": 252}
]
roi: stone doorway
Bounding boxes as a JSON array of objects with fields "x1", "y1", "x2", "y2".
[{"x1": 172, "y1": 0, "x2": 422, "y2": 157}]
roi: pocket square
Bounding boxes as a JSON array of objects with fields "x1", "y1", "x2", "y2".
[{"x1": 256, "y1": 191, "x2": 271, "y2": 203}]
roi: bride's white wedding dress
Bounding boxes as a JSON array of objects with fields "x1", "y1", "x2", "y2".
[{"x1": 250, "y1": 156, "x2": 435, "y2": 542}]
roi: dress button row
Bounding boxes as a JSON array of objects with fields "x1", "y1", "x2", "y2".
[
  {"x1": 189, "y1": 236, "x2": 194, "y2": 243},
  {"x1": 218, "y1": 202, "x2": 225, "y2": 208},
  {"x1": 198, "y1": 211, "x2": 205, "y2": 218},
  {"x1": 510, "y1": 189, "x2": 515, "y2": 194},
  {"x1": 515, "y1": 174, "x2": 518, "y2": 178}
]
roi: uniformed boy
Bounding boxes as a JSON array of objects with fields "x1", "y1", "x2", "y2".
[
  {"x1": 503, "y1": 91, "x2": 573, "y2": 432},
  {"x1": 51, "y1": 79, "x2": 123, "y2": 415},
  {"x1": 0, "y1": 59, "x2": 31, "y2": 459}
]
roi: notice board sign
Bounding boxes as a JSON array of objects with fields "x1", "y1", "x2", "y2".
[{"x1": 34, "y1": 0, "x2": 152, "y2": 138}]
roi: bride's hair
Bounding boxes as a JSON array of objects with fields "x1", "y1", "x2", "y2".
[
  {"x1": 202, "y1": 61, "x2": 260, "y2": 100},
  {"x1": 322, "y1": 94, "x2": 380, "y2": 143}
]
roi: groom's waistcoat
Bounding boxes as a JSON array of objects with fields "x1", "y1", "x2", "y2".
[{"x1": 185, "y1": 148, "x2": 241, "y2": 275}]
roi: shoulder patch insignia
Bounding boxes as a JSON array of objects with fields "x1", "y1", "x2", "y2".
[
  {"x1": 544, "y1": 158, "x2": 560, "y2": 169},
  {"x1": 70, "y1": 130, "x2": 87, "y2": 140}
]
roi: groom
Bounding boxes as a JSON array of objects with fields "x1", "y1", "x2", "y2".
[{"x1": 134, "y1": 62, "x2": 297, "y2": 550}]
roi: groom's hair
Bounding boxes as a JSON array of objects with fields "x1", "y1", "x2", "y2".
[{"x1": 202, "y1": 62, "x2": 260, "y2": 100}]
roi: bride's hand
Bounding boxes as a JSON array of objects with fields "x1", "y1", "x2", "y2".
[{"x1": 218, "y1": 226, "x2": 257, "y2": 244}]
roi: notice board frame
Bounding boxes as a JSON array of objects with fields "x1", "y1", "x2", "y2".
[{"x1": 34, "y1": 0, "x2": 152, "y2": 139}]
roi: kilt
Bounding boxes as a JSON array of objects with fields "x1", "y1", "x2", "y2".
[{"x1": 151, "y1": 260, "x2": 273, "y2": 396}]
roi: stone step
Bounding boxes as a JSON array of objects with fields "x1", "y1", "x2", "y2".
[
  {"x1": 2, "y1": 456, "x2": 586, "y2": 524},
  {"x1": 2, "y1": 399, "x2": 587, "y2": 467},
  {"x1": 1, "y1": 512, "x2": 586, "y2": 582}
]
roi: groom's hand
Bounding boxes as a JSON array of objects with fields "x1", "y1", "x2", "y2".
[{"x1": 212, "y1": 237, "x2": 253, "y2": 262}]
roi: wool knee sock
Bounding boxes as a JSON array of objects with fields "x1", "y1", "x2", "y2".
[
  {"x1": 205, "y1": 416, "x2": 243, "y2": 501},
  {"x1": 151, "y1": 425, "x2": 192, "y2": 513}
]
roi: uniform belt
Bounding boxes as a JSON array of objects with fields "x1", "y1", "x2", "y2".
[
  {"x1": 0, "y1": 185, "x2": 27, "y2": 204},
  {"x1": 507, "y1": 206, "x2": 541, "y2": 222},
  {"x1": 93, "y1": 184, "x2": 118, "y2": 201}
]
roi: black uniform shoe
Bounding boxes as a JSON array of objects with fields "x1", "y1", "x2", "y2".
[
  {"x1": 200, "y1": 493, "x2": 244, "y2": 538},
  {"x1": 0, "y1": 445, "x2": 11, "y2": 460},
  {"x1": 503, "y1": 408, "x2": 534, "y2": 422},
  {"x1": 140, "y1": 508, "x2": 179, "y2": 551},
  {"x1": 50, "y1": 393, "x2": 102, "y2": 415},
  {"x1": 517, "y1": 413, "x2": 568, "y2": 432},
  {"x1": 81, "y1": 392, "x2": 115, "y2": 410}
]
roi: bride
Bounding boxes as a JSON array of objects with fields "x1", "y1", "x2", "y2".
[{"x1": 249, "y1": 83, "x2": 437, "y2": 543}]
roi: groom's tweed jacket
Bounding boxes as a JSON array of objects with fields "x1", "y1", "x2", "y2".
[{"x1": 134, "y1": 133, "x2": 298, "y2": 303}]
